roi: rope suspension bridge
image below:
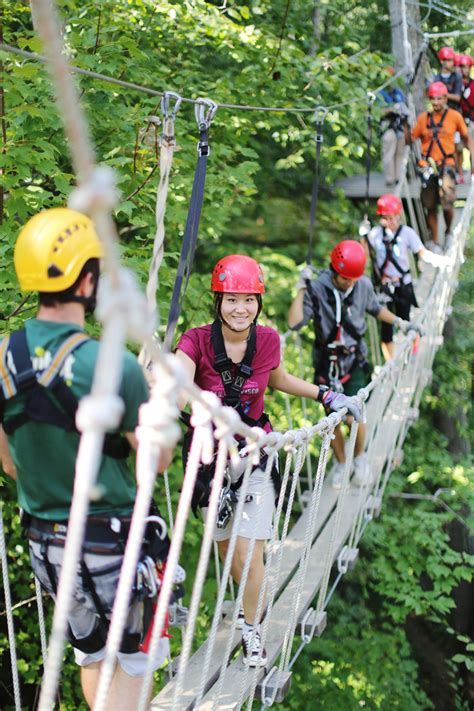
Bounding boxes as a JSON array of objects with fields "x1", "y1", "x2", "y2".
[{"x1": 0, "y1": 2, "x2": 472, "y2": 710}]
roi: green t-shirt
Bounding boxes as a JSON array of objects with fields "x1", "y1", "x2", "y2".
[{"x1": 3, "y1": 319, "x2": 149, "y2": 520}]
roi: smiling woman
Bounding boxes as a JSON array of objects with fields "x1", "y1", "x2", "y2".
[{"x1": 174, "y1": 253, "x2": 361, "y2": 668}]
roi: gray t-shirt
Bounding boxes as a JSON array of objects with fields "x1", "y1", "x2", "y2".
[
  {"x1": 367, "y1": 225, "x2": 423, "y2": 284},
  {"x1": 300, "y1": 269, "x2": 382, "y2": 375}
]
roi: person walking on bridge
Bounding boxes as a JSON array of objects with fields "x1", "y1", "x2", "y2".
[
  {"x1": 411, "y1": 81, "x2": 474, "y2": 248},
  {"x1": 363, "y1": 193, "x2": 449, "y2": 360},
  {"x1": 0, "y1": 208, "x2": 172, "y2": 710},
  {"x1": 288, "y1": 240, "x2": 420, "y2": 489},
  {"x1": 175, "y1": 255, "x2": 361, "y2": 668}
]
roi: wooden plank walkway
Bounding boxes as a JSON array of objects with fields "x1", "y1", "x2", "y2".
[{"x1": 335, "y1": 171, "x2": 472, "y2": 201}]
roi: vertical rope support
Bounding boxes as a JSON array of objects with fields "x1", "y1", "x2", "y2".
[
  {"x1": 171, "y1": 436, "x2": 230, "y2": 707},
  {"x1": 137, "y1": 396, "x2": 218, "y2": 711},
  {"x1": 30, "y1": 3, "x2": 153, "y2": 708},
  {"x1": 35, "y1": 576, "x2": 49, "y2": 664},
  {"x1": 0, "y1": 505, "x2": 22, "y2": 711}
]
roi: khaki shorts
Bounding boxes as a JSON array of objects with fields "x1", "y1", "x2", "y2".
[
  {"x1": 204, "y1": 468, "x2": 276, "y2": 542},
  {"x1": 29, "y1": 540, "x2": 169, "y2": 676},
  {"x1": 421, "y1": 170, "x2": 456, "y2": 211}
]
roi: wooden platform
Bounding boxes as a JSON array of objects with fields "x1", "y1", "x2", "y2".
[{"x1": 335, "y1": 171, "x2": 472, "y2": 201}]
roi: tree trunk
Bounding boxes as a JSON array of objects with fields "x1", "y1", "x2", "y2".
[
  {"x1": 389, "y1": 0, "x2": 428, "y2": 114},
  {"x1": 310, "y1": 0, "x2": 322, "y2": 56}
]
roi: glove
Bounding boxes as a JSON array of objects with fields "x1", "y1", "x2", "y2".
[
  {"x1": 295, "y1": 265, "x2": 316, "y2": 290},
  {"x1": 396, "y1": 318, "x2": 424, "y2": 336},
  {"x1": 321, "y1": 389, "x2": 362, "y2": 421},
  {"x1": 421, "y1": 250, "x2": 451, "y2": 269}
]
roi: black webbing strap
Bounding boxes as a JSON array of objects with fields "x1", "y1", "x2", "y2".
[
  {"x1": 381, "y1": 226, "x2": 410, "y2": 280},
  {"x1": 164, "y1": 100, "x2": 217, "y2": 352},
  {"x1": 408, "y1": 40, "x2": 428, "y2": 88},
  {"x1": 211, "y1": 320, "x2": 257, "y2": 408},
  {"x1": 423, "y1": 109, "x2": 454, "y2": 164},
  {"x1": 306, "y1": 108, "x2": 327, "y2": 266}
]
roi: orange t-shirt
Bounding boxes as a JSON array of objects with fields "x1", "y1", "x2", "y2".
[{"x1": 412, "y1": 108, "x2": 468, "y2": 165}]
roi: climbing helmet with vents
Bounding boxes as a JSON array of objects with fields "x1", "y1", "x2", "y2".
[
  {"x1": 211, "y1": 255, "x2": 265, "y2": 294},
  {"x1": 377, "y1": 194, "x2": 402, "y2": 216},
  {"x1": 330, "y1": 240, "x2": 366, "y2": 279},
  {"x1": 14, "y1": 208, "x2": 103, "y2": 292}
]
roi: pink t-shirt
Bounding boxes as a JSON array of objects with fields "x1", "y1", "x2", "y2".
[{"x1": 177, "y1": 324, "x2": 281, "y2": 428}]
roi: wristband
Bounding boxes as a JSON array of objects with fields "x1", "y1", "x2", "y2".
[{"x1": 316, "y1": 385, "x2": 330, "y2": 403}]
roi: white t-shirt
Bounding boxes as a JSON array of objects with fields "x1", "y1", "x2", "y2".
[{"x1": 367, "y1": 225, "x2": 423, "y2": 283}]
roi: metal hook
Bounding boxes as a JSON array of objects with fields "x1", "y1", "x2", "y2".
[
  {"x1": 161, "y1": 91, "x2": 182, "y2": 120},
  {"x1": 367, "y1": 91, "x2": 377, "y2": 106},
  {"x1": 194, "y1": 97, "x2": 218, "y2": 131},
  {"x1": 314, "y1": 105, "x2": 328, "y2": 127}
]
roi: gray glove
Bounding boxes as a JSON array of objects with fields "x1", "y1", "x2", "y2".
[
  {"x1": 321, "y1": 389, "x2": 362, "y2": 421},
  {"x1": 396, "y1": 318, "x2": 424, "y2": 336},
  {"x1": 295, "y1": 265, "x2": 316, "y2": 290}
]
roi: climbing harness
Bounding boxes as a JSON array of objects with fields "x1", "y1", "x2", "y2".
[
  {"x1": 306, "y1": 107, "x2": 327, "y2": 266},
  {"x1": 164, "y1": 99, "x2": 217, "y2": 352},
  {"x1": 0, "y1": 330, "x2": 131, "y2": 459},
  {"x1": 182, "y1": 320, "x2": 280, "y2": 516},
  {"x1": 306, "y1": 283, "x2": 371, "y2": 392}
]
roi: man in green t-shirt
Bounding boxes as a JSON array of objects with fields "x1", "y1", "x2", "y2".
[{"x1": 0, "y1": 208, "x2": 172, "y2": 708}]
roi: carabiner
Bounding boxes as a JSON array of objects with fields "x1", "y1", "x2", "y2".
[
  {"x1": 194, "y1": 97, "x2": 218, "y2": 131},
  {"x1": 161, "y1": 91, "x2": 182, "y2": 121}
]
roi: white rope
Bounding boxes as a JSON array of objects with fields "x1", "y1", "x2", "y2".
[
  {"x1": 29, "y1": 3, "x2": 153, "y2": 708},
  {"x1": 139, "y1": 96, "x2": 180, "y2": 369},
  {"x1": 0, "y1": 505, "x2": 22, "y2": 711},
  {"x1": 35, "y1": 576, "x2": 49, "y2": 664},
  {"x1": 92, "y1": 357, "x2": 181, "y2": 711},
  {"x1": 137, "y1": 392, "x2": 223, "y2": 710}
]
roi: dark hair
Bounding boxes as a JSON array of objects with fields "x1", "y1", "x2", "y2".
[
  {"x1": 213, "y1": 292, "x2": 263, "y2": 321},
  {"x1": 39, "y1": 258, "x2": 100, "y2": 306}
]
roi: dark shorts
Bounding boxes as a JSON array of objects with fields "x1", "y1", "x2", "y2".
[
  {"x1": 421, "y1": 170, "x2": 456, "y2": 211},
  {"x1": 316, "y1": 365, "x2": 369, "y2": 398},
  {"x1": 380, "y1": 283, "x2": 416, "y2": 343}
]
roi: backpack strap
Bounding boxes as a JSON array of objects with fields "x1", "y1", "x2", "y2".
[
  {"x1": 423, "y1": 109, "x2": 454, "y2": 164},
  {"x1": 37, "y1": 332, "x2": 90, "y2": 387},
  {"x1": 0, "y1": 335, "x2": 16, "y2": 400}
]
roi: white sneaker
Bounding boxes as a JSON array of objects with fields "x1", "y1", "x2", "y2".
[
  {"x1": 236, "y1": 607, "x2": 245, "y2": 629},
  {"x1": 331, "y1": 462, "x2": 347, "y2": 490},
  {"x1": 353, "y1": 454, "x2": 372, "y2": 487},
  {"x1": 242, "y1": 627, "x2": 268, "y2": 667}
]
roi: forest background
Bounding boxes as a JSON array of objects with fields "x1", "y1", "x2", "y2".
[{"x1": 0, "y1": 1, "x2": 473, "y2": 709}]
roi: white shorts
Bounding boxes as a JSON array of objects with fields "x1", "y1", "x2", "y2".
[{"x1": 204, "y1": 468, "x2": 276, "y2": 542}]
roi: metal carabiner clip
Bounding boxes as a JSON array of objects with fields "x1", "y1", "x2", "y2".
[
  {"x1": 194, "y1": 97, "x2": 218, "y2": 132},
  {"x1": 161, "y1": 91, "x2": 182, "y2": 121},
  {"x1": 314, "y1": 104, "x2": 328, "y2": 133}
]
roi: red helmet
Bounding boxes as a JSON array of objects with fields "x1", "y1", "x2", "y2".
[
  {"x1": 330, "y1": 241, "x2": 366, "y2": 280},
  {"x1": 211, "y1": 255, "x2": 265, "y2": 293},
  {"x1": 453, "y1": 53, "x2": 462, "y2": 66},
  {"x1": 459, "y1": 54, "x2": 473, "y2": 67},
  {"x1": 428, "y1": 81, "x2": 448, "y2": 98},
  {"x1": 438, "y1": 47, "x2": 455, "y2": 61},
  {"x1": 377, "y1": 193, "x2": 402, "y2": 216}
]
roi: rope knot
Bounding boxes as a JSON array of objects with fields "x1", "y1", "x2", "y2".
[
  {"x1": 68, "y1": 165, "x2": 119, "y2": 214},
  {"x1": 76, "y1": 394, "x2": 124, "y2": 433}
]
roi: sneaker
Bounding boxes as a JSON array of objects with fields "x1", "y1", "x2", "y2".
[
  {"x1": 242, "y1": 627, "x2": 268, "y2": 667},
  {"x1": 331, "y1": 462, "x2": 347, "y2": 490},
  {"x1": 353, "y1": 454, "x2": 372, "y2": 487},
  {"x1": 236, "y1": 607, "x2": 245, "y2": 629}
]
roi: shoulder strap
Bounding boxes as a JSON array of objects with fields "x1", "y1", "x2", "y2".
[
  {"x1": 424, "y1": 110, "x2": 453, "y2": 163},
  {"x1": 211, "y1": 320, "x2": 256, "y2": 409},
  {"x1": 0, "y1": 335, "x2": 16, "y2": 400},
  {"x1": 382, "y1": 226, "x2": 409, "y2": 278},
  {"x1": 37, "y1": 332, "x2": 90, "y2": 387}
]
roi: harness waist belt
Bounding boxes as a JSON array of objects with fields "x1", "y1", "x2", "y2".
[{"x1": 28, "y1": 515, "x2": 132, "y2": 546}]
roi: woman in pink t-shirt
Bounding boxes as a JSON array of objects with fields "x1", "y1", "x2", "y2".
[{"x1": 176, "y1": 255, "x2": 360, "y2": 667}]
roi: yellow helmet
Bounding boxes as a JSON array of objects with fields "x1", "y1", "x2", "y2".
[{"x1": 14, "y1": 208, "x2": 104, "y2": 292}]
